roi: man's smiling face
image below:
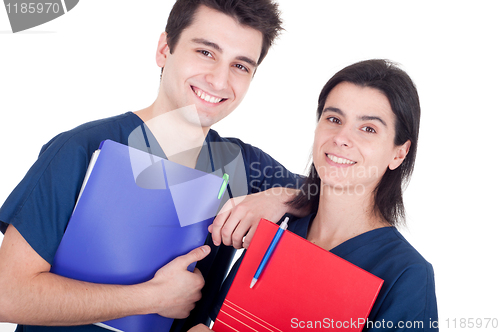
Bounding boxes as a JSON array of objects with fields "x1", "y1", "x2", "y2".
[{"x1": 156, "y1": 5, "x2": 263, "y2": 129}]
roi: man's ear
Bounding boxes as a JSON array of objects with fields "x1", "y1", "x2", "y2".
[
  {"x1": 389, "y1": 140, "x2": 411, "y2": 170},
  {"x1": 156, "y1": 32, "x2": 170, "y2": 68}
]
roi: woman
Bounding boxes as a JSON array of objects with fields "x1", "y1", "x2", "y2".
[
  {"x1": 194, "y1": 59, "x2": 438, "y2": 331},
  {"x1": 283, "y1": 59, "x2": 438, "y2": 329}
]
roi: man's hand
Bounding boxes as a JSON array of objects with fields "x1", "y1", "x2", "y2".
[
  {"x1": 188, "y1": 324, "x2": 212, "y2": 331},
  {"x1": 147, "y1": 245, "x2": 211, "y2": 319},
  {"x1": 0, "y1": 224, "x2": 211, "y2": 325},
  {"x1": 209, "y1": 188, "x2": 304, "y2": 249}
]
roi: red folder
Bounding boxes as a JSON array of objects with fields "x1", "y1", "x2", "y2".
[{"x1": 212, "y1": 219, "x2": 383, "y2": 332}]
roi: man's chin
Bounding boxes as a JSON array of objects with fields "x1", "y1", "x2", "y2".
[
  {"x1": 198, "y1": 117, "x2": 221, "y2": 130},
  {"x1": 197, "y1": 110, "x2": 231, "y2": 129}
]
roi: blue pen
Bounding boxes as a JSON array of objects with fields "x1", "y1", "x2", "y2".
[{"x1": 250, "y1": 217, "x2": 289, "y2": 288}]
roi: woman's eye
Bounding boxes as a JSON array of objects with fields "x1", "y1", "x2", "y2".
[{"x1": 361, "y1": 126, "x2": 377, "y2": 134}]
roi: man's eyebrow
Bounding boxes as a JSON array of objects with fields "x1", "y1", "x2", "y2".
[
  {"x1": 236, "y1": 56, "x2": 257, "y2": 68},
  {"x1": 192, "y1": 38, "x2": 222, "y2": 52},
  {"x1": 322, "y1": 107, "x2": 387, "y2": 126},
  {"x1": 191, "y1": 38, "x2": 257, "y2": 68}
]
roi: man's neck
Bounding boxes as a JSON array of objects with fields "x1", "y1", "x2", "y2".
[{"x1": 134, "y1": 102, "x2": 208, "y2": 169}]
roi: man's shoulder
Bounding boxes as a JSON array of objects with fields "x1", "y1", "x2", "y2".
[
  {"x1": 206, "y1": 129, "x2": 264, "y2": 158},
  {"x1": 40, "y1": 112, "x2": 141, "y2": 157},
  {"x1": 207, "y1": 129, "x2": 246, "y2": 145},
  {"x1": 68, "y1": 112, "x2": 138, "y2": 134}
]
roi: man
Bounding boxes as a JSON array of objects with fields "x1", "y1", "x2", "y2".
[{"x1": 0, "y1": 0, "x2": 304, "y2": 331}]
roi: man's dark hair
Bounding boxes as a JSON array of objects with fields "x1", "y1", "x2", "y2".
[
  {"x1": 288, "y1": 59, "x2": 421, "y2": 227},
  {"x1": 165, "y1": 0, "x2": 283, "y2": 65}
]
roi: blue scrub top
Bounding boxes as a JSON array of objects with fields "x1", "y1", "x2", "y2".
[
  {"x1": 213, "y1": 214, "x2": 439, "y2": 331},
  {"x1": 0, "y1": 112, "x2": 301, "y2": 332}
]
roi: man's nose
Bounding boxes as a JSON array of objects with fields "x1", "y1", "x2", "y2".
[{"x1": 206, "y1": 63, "x2": 229, "y2": 91}]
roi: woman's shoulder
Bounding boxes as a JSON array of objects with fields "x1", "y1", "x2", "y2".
[
  {"x1": 362, "y1": 228, "x2": 438, "y2": 329},
  {"x1": 333, "y1": 226, "x2": 434, "y2": 286},
  {"x1": 381, "y1": 227, "x2": 433, "y2": 269}
]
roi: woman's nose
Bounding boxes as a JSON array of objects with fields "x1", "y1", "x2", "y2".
[{"x1": 332, "y1": 126, "x2": 353, "y2": 147}]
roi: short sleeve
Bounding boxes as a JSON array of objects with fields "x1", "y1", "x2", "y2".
[
  {"x1": 0, "y1": 113, "x2": 144, "y2": 265},
  {"x1": 230, "y1": 138, "x2": 302, "y2": 193},
  {"x1": 366, "y1": 262, "x2": 438, "y2": 331},
  {"x1": 0, "y1": 135, "x2": 92, "y2": 264},
  {"x1": 202, "y1": 131, "x2": 302, "y2": 197}
]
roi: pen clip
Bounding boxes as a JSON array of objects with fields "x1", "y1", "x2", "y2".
[{"x1": 218, "y1": 173, "x2": 229, "y2": 199}]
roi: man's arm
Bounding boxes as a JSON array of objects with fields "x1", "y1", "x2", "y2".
[
  {"x1": 206, "y1": 135, "x2": 309, "y2": 249},
  {"x1": 0, "y1": 224, "x2": 209, "y2": 326},
  {"x1": 209, "y1": 187, "x2": 308, "y2": 249}
]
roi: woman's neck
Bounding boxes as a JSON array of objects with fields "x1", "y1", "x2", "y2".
[{"x1": 307, "y1": 184, "x2": 390, "y2": 251}]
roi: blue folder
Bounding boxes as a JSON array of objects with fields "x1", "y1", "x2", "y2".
[{"x1": 50, "y1": 139, "x2": 226, "y2": 331}]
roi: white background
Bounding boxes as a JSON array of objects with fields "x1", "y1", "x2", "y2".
[{"x1": 1, "y1": 1, "x2": 499, "y2": 330}]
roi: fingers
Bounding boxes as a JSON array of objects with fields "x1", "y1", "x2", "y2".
[
  {"x1": 227, "y1": 213, "x2": 254, "y2": 249},
  {"x1": 211, "y1": 197, "x2": 240, "y2": 246},
  {"x1": 187, "y1": 324, "x2": 212, "y2": 331},
  {"x1": 212, "y1": 208, "x2": 256, "y2": 249},
  {"x1": 153, "y1": 248, "x2": 209, "y2": 319},
  {"x1": 172, "y1": 245, "x2": 211, "y2": 270},
  {"x1": 192, "y1": 267, "x2": 203, "y2": 277},
  {"x1": 210, "y1": 210, "x2": 229, "y2": 246},
  {"x1": 210, "y1": 189, "x2": 291, "y2": 249},
  {"x1": 220, "y1": 209, "x2": 248, "y2": 248},
  {"x1": 242, "y1": 224, "x2": 258, "y2": 249}
]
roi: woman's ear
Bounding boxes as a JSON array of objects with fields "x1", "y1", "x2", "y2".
[
  {"x1": 389, "y1": 140, "x2": 411, "y2": 170},
  {"x1": 156, "y1": 32, "x2": 170, "y2": 68}
]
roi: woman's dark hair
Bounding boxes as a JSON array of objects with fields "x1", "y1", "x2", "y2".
[
  {"x1": 289, "y1": 59, "x2": 421, "y2": 227},
  {"x1": 165, "y1": 0, "x2": 283, "y2": 65}
]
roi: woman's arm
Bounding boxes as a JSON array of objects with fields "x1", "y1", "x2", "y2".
[{"x1": 367, "y1": 263, "x2": 438, "y2": 331}]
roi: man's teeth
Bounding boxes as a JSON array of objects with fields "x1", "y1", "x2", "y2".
[
  {"x1": 195, "y1": 89, "x2": 222, "y2": 103},
  {"x1": 328, "y1": 154, "x2": 356, "y2": 165}
]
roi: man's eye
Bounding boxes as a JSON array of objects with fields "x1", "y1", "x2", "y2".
[
  {"x1": 327, "y1": 117, "x2": 341, "y2": 124},
  {"x1": 198, "y1": 50, "x2": 213, "y2": 58},
  {"x1": 234, "y1": 63, "x2": 249, "y2": 73},
  {"x1": 361, "y1": 126, "x2": 377, "y2": 134}
]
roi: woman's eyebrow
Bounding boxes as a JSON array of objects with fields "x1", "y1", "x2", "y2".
[
  {"x1": 323, "y1": 107, "x2": 344, "y2": 116},
  {"x1": 323, "y1": 107, "x2": 387, "y2": 126},
  {"x1": 359, "y1": 115, "x2": 387, "y2": 127}
]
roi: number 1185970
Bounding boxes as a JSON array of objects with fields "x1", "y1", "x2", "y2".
[
  {"x1": 445, "y1": 318, "x2": 498, "y2": 329},
  {"x1": 6, "y1": 2, "x2": 61, "y2": 14}
]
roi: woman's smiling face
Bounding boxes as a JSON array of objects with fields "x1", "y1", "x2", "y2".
[{"x1": 313, "y1": 82, "x2": 410, "y2": 194}]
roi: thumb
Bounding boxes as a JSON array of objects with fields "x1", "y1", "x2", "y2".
[{"x1": 173, "y1": 245, "x2": 211, "y2": 270}]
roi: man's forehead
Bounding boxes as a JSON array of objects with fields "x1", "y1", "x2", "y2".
[{"x1": 183, "y1": 5, "x2": 263, "y2": 59}]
